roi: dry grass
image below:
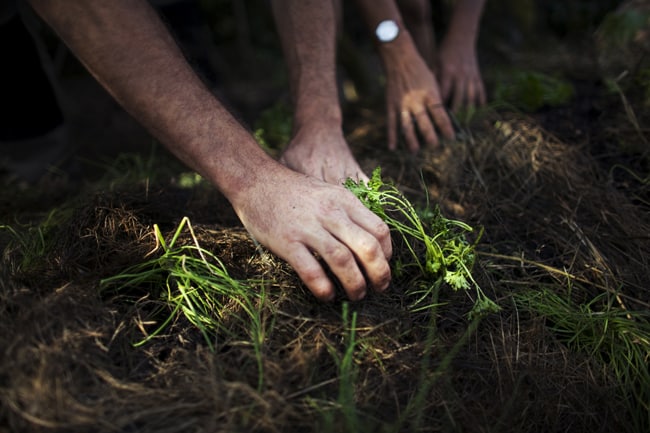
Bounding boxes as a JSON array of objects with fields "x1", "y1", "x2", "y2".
[
  {"x1": 2, "y1": 5, "x2": 650, "y2": 430},
  {"x1": 2, "y1": 97, "x2": 648, "y2": 431}
]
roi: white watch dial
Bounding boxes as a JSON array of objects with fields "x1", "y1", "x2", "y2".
[{"x1": 375, "y1": 20, "x2": 399, "y2": 43}]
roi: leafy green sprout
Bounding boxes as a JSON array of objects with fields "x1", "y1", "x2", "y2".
[
  {"x1": 344, "y1": 167, "x2": 500, "y2": 318},
  {"x1": 100, "y1": 217, "x2": 268, "y2": 389}
]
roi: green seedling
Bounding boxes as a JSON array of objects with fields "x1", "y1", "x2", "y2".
[
  {"x1": 101, "y1": 217, "x2": 268, "y2": 387},
  {"x1": 515, "y1": 288, "x2": 650, "y2": 430},
  {"x1": 345, "y1": 167, "x2": 499, "y2": 318},
  {"x1": 1, "y1": 209, "x2": 70, "y2": 274},
  {"x1": 319, "y1": 302, "x2": 363, "y2": 433}
]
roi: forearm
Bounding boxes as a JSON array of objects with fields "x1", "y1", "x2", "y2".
[
  {"x1": 354, "y1": 0, "x2": 404, "y2": 34},
  {"x1": 445, "y1": 0, "x2": 486, "y2": 46},
  {"x1": 26, "y1": 0, "x2": 273, "y2": 202},
  {"x1": 353, "y1": 0, "x2": 419, "y2": 69},
  {"x1": 26, "y1": 0, "x2": 393, "y2": 303},
  {"x1": 270, "y1": 0, "x2": 341, "y2": 127}
]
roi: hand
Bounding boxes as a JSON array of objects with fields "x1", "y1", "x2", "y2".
[
  {"x1": 437, "y1": 37, "x2": 486, "y2": 112},
  {"x1": 230, "y1": 163, "x2": 392, "y2": 302},
  {"x1": 24, "y1": 0, "x2": 388, "y2": 302},
  {"x1": 383, "y1": 40, "x2": 455, "y2": 153},
  {"x1": 280, "y1": 121, "x2": 368, "y2": 185}
]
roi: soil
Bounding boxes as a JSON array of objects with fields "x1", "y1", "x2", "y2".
[{"x1": 1, "y1": 2, "x2": 649, "y2": 433}]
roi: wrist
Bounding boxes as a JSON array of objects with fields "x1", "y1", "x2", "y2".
[
  {"x1": 376, "y1": 20, "x2": 410, "y2": 48},
  {"x1": 442, "y1": 28, "x2": 477, "y2": 50},
  {"x1": 439, "y1": 33, "x2": 477, "y2": 60},
  {"x1": 375, "y1": 19, "x2": 400, "y2": 43},
  {"x1": 292, "y1": 103, "x2": 342, "y2": 131},
  {"x1": 378, "y1": 24, "x2": 412, "y2": 49},
  {"x1": 377, "y1": 28, "x2": 419, "y2": 66},
  {"x1": 205, "y1": 146, "x2": 263, "y2": 196}
]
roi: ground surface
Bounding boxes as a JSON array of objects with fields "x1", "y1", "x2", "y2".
[{"x1": 1, "y1": 1, "x2": 649, "y2": 433}]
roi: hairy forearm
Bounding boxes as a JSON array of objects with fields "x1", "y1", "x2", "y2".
[
  {"x1": 26, "y1": 0, "x2": 273, "y2": 202},
  {"x1": 271, "y1": 0, "x2": 341, "y2": 127}
]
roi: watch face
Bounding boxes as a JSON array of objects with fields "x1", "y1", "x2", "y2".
[{"x1": 376, "y1": 20, "x2": 399, "y2": 42}]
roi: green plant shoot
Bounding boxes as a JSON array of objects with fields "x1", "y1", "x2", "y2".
[
  {"x1": 345, "y1": 167, "x2": 500, "y2": 318},
  {"x1": 100, "y1": 217, "x2": 267, "y2": 378}
]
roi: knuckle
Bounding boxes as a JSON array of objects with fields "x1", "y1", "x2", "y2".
[
  {"x1": 300, "y1": 264, "x2": 322, "y2": 284},
  {"x1": 373, "y1": 266, "x2": 392, "y2": 292},
  {"x1": 299, "y1": 266, "x2": 334, "y2": 301},
  {"x1": 345, "y1": 279, "x2": 367, "y2": 301},
  {"x1": 356, "y1": 237, "x2": 381, "y2": 260},
  {"x1": 373, "y1": 220, "x2": 391, "y2": 239},
  {"x1": 312, "y1": 285, "x2": 335, "y2": 302},
  {"x1": 362, "y1": 256, "x2": 391, "y2": 293},
  {"x1": 382, "y1": 235, "x2": 393, "y2": 258},
  {"x1": 324, "y1": 243, "x2": 353, "y2": 267}
]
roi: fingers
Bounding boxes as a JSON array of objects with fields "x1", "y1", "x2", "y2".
[
  {"x1": 387, "y1": 106, "x2": 398, "y2": 151},
  {"x1": 476, "y1": 78, "x2": 487, "y2": 106},
  {"x1": 439, "y1": 72, "x2": 452, "y2": 102},
  {"x1": 283, "y1": 202, "x2": 392, "y2": 302},
  {"x1": 285, "y1": 237, "x2": 371, "y2": 303},
  {"x1": 354, "y1": 170, "x2": 370, "y2": 184},
  {"x1": 413, "y1": 109, "x2": 439, "y2": 148},
  {"x1": 397, "y1": 102, "x2": 454, "y2": 152},
  {"x1": 451, "y1": 79, "x2": 464, "y2": 113},
  {"x1": 450, "y1": 77, "x2": 486, "y2": 112},
  {"x1": 466, "y1": 80, "x2": 477, "y2": 110},
  {"x1": 347, "y1": 205, "x2": 393, "y2": 262},
  {"x1": 318, "y1": 234, "x2": 369, "y2": 301},
  {"x1": 427, "y1": 100, "x2": 455, "y2": 140},
  {"x1": 464, "y1": 78, "x2": 487, "y2": 109},
  {"x1": 442, "y1": 69, "x2": 487, "y2": 112},
  {"x1": 400, "y1": 109, "x2": 420, "y2": 153},
  {"x1": 321, "y1": 212, "x2": 392, "y2": 299},
  {"x1": 287, "y1": 245, "x2": 337, "y2": 302}
]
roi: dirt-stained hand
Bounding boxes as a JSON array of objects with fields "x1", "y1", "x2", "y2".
[
  {"x1": 280, "y1": 122, "x2": 369, "y2": 185},
  {"x1": 384, "y1": 42, "x2": 455, "y2": 153},
  {"x1": 231, "y1": 164, "x2": 392, "y2": 302}
]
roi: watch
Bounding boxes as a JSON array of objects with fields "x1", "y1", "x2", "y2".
[{"x1": 375, "y1": 19, "x2": 399, "y2": 43}]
